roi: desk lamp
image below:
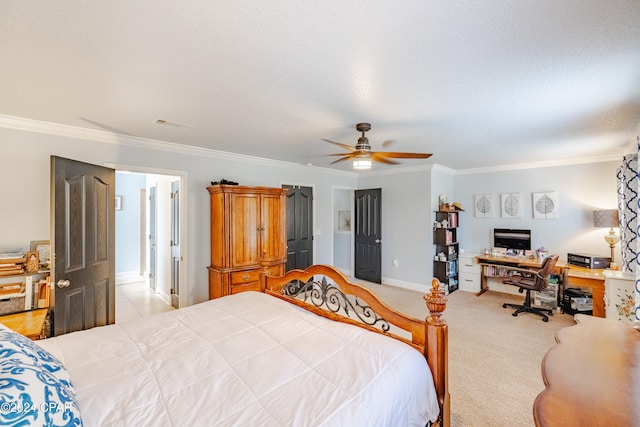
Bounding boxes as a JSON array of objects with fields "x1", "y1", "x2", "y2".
[{"x1": 593, "y1": 209, "x2": 620, "y2": 263}]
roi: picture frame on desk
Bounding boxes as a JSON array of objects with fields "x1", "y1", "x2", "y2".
[{"x1": 29, "y1": 240, "x2": 50, "y2": 269}]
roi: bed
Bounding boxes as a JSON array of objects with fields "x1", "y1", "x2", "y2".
[{"x1": 0, "y1": 264, "x2": 450, "y2": 426}]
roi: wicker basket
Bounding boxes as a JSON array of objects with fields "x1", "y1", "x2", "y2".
[{"x1": 0, "y1": 295, "x2": 26, "y2": 315}]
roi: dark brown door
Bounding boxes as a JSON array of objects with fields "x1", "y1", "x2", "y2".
[
  {"x1": 51, "y1": 156, "x2": 115, "y2": 336},
  {"x1": 284, "y1": 185, "x2": 313, "y2": 271},
  {"x1": 170, "y1": 180, "x2": 180, "y2": 308},
  {"x1": 354, "y1": 188, "x2": 382, "y2": 283}
]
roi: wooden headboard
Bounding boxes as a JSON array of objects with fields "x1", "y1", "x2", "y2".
[{"x1": 260, "y1": 264, "x2": 450, "y2": 427}]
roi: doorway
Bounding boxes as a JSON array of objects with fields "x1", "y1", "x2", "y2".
[
  {"x1": 283, "y1": 185, "x2": 314, "y2": 271},
  {"x1": 332, "y1": 187, "x2": 354, "y2": 276},
  {"x1": 354, "y1": 188, "x2": 382, "y2": 283},
  {"x1": 114, "y1": 170, "x2": 184, "y2": 320}
]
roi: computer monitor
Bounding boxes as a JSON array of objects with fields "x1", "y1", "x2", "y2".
[{"x1": 493, "y1": 228, "x2": 531, "y2": 252}]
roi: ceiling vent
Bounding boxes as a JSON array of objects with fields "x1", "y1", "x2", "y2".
[{"x1": 154, "y1": 119, "x2": 194, "y2": 129}]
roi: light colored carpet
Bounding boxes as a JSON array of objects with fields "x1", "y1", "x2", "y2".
[{"x1": 356, "y1": 281, "x2": 576, "y2": 426}]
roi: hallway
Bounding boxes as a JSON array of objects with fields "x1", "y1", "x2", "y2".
[{"x1": 115, "y1": 281, "x2": 174, "y2": 323}]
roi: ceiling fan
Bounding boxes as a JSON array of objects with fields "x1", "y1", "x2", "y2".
[{"x1": 323, "y1": 123, "x2": 432, "y2": 170}]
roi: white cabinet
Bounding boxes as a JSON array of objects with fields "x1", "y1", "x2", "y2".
[
  {"x1": 603, "y1": 270, "x2": 635, "y2": 324},
  {"x1": 458, "y1": 253, "x2": 481, "y2": 293}
]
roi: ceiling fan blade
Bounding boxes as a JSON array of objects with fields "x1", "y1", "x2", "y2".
[
  {"x1": 381, "y1": 139, "x2": 396, "y2": 148},
  {"x1": 370, "y1": 152, "x2": 401, "y2": 165},
  {"x1": 322, "y1": 139, "x2": 356, "y2": 152},
  {"x1": 330, "y1": 154, "x2": 357, "y2": 164},
  {"x1": 375, "y1": 151, "x2": 433, "y2": 159}
]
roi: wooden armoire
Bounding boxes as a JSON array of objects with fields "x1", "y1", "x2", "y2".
[{"x1": 207, "y1": 184, "x2": 288, "y2": 299}]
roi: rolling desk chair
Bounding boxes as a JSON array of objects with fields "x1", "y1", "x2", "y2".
[{"x1": 502, "y1": 254, "x2": 559, "y2": 322}]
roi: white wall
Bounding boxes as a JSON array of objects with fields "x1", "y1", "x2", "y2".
[
  {"x1": 332, "y1": 188, "x2": 352, "y2": 273},
  {"x1": 0, "y1": 116, "x2": 627, "y2": 301},
  {"x1": 453, "y1": 160, "x2": 621, "y2": 261},
  {"x1": 0, "y1": 120, "x2": 357, "y2": 305},
  {"x1": 358, "y1": 168, "x2": 432, "y2": 290},
  {"x1": 115, "y1": 172, "x2": 146, "y2": 278}
]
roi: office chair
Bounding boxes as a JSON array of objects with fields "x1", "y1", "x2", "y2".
[{"x1": 501, "y1": 254, "x2": 559, "y2": 322}]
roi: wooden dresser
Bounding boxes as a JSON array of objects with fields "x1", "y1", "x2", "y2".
[
  {"x1": 534, "y1": 314, "x2": 640, "y2": 426},
  {"x1": 207, "y1": 185, "x2": 287, "y2": 299}
]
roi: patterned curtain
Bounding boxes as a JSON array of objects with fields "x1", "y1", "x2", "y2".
[{"x1": 617, "y1": 142, "x2": 640, "y2": 323}]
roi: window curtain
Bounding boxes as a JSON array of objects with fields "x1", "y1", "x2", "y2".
[{"x1": 617, "y1": 145, "x2": 640, "y2": 323}]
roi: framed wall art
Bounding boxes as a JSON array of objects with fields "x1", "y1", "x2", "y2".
[
  {"x1": 474, "y1": 193, "x2": 494, "y2": 218},
  {"x1": 501, "y1": 193, "x2": 522, "y2": 219},
  {"x1": 532, "y1": 191, "x2": 558, "y2": 219},
  {"x1": 337, "y1": 210, "x2": 351, "y2": 232}
]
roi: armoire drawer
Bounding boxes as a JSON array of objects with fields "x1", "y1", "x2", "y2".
[
  {"x1": 230, "y1": 282, "x2": 261, "y2": 294},
  {"x1": 231, "y1": 270, "x2": 259, "y2": 285}
]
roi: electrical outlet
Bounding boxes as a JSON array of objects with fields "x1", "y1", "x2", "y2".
[{"x1": 392, "y1": 259, "x2": 399, "y2": 268}]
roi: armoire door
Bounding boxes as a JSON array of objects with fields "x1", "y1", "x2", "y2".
[
  {"x1": 230, "y1": 192, "x2": 260, "y2": 267},
  {"x1": 260, "y1": 192, "x2": 286, "y2": 263}
]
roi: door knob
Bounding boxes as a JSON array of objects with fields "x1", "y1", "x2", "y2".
[
  {"x1": 375, "y1": 239, "x2": 381, "y2": 243},
  {"x1": 57, "y1": 279, "x2": 71, "y2": 288}
]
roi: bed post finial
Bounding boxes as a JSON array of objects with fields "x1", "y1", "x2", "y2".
[{"x1": 425, "y1": 278, "x2": 447, "y2": 325}]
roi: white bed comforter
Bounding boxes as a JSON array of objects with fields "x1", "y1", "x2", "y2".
[{"x1": 37, "y1": 291, "x2": 439, "y2": 426}]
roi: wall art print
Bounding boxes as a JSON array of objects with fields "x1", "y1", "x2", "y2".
[
  {"x1": 474, "y1": 193, "x2": 494, "y2": 218},
  {"x1": 500, "y1": 193, "x2": 522, "y2": 219},
  {"x1": 532, "y1": 191, "x2": 558, "y2": 219}
]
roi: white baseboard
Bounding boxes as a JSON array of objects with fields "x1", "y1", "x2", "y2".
[
  {"x1": 116, "y1": 271, "x2": 145, "y2": 286},
  {"x1": 157, "y1": 290, "x2": 171, "y2": 305},
  {"x1": 380, "y1": 277, "x2": 428, "y2": 293},
  {"x1": 337, "y1": 268, "x2": 353, "y2": 277}
]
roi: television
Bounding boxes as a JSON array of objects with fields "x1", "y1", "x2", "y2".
[{"x1": 493, "y1": 228, "x2": 531, "y2": 252}]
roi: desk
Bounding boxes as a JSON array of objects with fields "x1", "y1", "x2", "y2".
[
  {"x1": 0, "y1": 308, "x2": 48, "y2": 339},
  {"x1": 475, "y1": 255, "x2": 566, "y2": 295},
  {"x1": 534, "y1": 314, "x2": 640, "y2": 426},
  {"x1": 476, "y1": 255, "x2": 607, "y2": 318},
  {"x1": 564, "y1": 266, "x2": 605, "y2": 318}
]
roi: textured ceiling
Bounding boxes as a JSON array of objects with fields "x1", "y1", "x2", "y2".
[{"x1": 1, "y1": 1, "x2": 640, "y2": 171}]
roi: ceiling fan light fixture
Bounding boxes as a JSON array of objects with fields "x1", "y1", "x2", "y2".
[{"x1": 353, "y1": 157, "x2": 372, "y2": 170}]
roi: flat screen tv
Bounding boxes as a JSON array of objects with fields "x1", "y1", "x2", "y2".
[{"x1": 493, "y1": 228, "x2": 531, "y2": 251}]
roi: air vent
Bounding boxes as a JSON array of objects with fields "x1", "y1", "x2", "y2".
[{"x1": 154, "y1": 119, "x2": 194, "y2": 129}]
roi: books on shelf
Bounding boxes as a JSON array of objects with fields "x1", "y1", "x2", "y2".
[
  {"x1": 0, "y1": 252, "x2": 26, "y2": 276},
  {"x1": 447, "y1": 212, "x2": 457, "y2": 228},
  {"x1": 0, "y1": 282, "x2": 24, "y2": 297},
  {"x1": 445, "y1": 230, "x2": 453, "y2": 244}
]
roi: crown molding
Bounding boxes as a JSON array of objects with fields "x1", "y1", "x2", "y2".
[
  {"x1": 0, "y1": 114, "x2": 624, "y2": 176},
  {"x1": 0, "y1": 114, "x2": 356, "y2": 177},
  {"x1": 454, "y1": 153, "x2": 623, "y2": 175}
]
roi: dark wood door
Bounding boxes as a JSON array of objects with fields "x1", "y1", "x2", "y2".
[
  {"x1": 354, "y1": 188, "x2": 382, "y2": 283},
  {"x1": 51, "y1": 156, "x2": 115, "y2": 336},
  {"x1": 283, "y1": 185, "x2": 313, "y2": 271},
  {"x1": 170, "y1": 180, "x2": 180, "y2": 308}
]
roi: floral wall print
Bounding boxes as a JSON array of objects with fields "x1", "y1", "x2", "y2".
[
  {"x1": 532, "y1": 191, "x2": 558, "y2": 219},
  {"x1": 501, "y1": 193, "x2": 522, "y2": 218},
  {"x1": 474, "y1": 193, "x2": 493, "y2": 218}
]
